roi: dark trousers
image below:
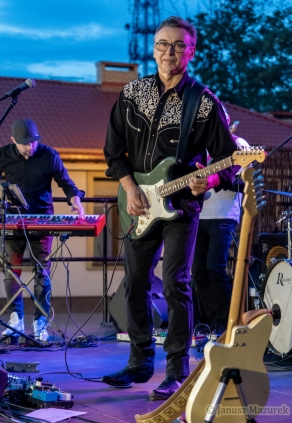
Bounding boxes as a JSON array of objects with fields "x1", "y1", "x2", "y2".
[
  {"x1": 191, "y1": 219, "x2": 237, "y2": 329},
  {"x1": 123, "y1": 214, "x2": 199, "y2": 378},
  {"x1": 3, "y1": 236, "x2": 53, "y2": 320}
]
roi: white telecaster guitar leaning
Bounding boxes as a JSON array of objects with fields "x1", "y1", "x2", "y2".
[{"x1": 185, "y1": 167, "x2": 273, "y2": 423}]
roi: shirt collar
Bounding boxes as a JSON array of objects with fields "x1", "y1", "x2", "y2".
[
  {"x1": 13, "y1": 144, "x2": 24, "y2": 160},
  {"x1": 155, "y1": 71, "x2": 191, "y2": 100}
]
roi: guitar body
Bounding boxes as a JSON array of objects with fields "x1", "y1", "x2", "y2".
[
  {"x1": 185, "y1": 313, "x2": 273, "y2": 423},
  {"x1": 118, "y1": 157, "x2": 183, "y2": 239}
]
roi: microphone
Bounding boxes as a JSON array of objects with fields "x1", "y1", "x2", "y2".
[{"x1": 0, "y1": 79, "x2": 36, "y2": 101}]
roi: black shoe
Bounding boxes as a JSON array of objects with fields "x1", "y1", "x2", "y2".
[
  {"x1": 102, "y1": 365, "x2": 154, "y2": 388},
  {"x1": 151, "y1": 375, "x2": 186, "y2": 400}
]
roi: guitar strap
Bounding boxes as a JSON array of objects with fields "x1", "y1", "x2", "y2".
[{"x1": 176, "y1": 78, "x2": 205, "y2": 165}]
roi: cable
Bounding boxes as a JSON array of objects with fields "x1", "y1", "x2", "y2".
[
  {"x1": 63, "y1": 238, "x2": 125, "y2": 382},
  {"x1": 61, "y1": 241, "x2": 88, "y2": 339},
  {"x1": 105, "y1": 204, "x2": 134, "y2": 241},
  {"x1": 15, "y1": 209, "x2": 56, "y2": 324}
]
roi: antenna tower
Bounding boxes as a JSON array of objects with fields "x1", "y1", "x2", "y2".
[{"x1": 128, "y1": 0, "x2": 160, "y2": 76}]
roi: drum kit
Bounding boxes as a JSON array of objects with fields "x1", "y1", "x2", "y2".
[{"x1": 258, "y1": 190, "x2": 292, "y2": 357}]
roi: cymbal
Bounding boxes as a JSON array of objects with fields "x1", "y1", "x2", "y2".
[{"x1": 265, "y1": 190, "x2": 292, "y2": 198}]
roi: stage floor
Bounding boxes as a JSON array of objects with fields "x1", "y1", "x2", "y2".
[{"x1": 0, "y1": 311, "x2": 291, "y2": 423}]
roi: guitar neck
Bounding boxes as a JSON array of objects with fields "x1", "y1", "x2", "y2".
[
  {"x1": 225, "y1": 214, "x2": 254, "y2": 344},
  {"x1": 159, "y1": 156, "x2": 233, "y2": 198},
  {"x1": 225, "y1": 167, "x2": 266, "y2": 344}
]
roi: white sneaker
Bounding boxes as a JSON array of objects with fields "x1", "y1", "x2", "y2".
[
  {"x1": 2, "y1": 312, "x2": 25, "y2": 337},
  {"x1": 33, "y1": 316, "x2": 49, "y2": 341}
]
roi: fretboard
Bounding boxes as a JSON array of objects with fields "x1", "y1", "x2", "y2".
[{"x1": 159, "y1": 156, "x2": 233, "y2": 198}]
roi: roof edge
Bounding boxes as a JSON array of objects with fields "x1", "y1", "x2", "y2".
[
  {"x1": 55, "y1": 147, "x2": 105, "y2": 161},
  {"x1": 223, "y1": 101, "x2": 292, "y2": 129}
]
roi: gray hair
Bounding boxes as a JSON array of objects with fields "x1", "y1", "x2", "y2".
[{"x1": 155, "y1": 16, "x2": 197, "y2": 46}]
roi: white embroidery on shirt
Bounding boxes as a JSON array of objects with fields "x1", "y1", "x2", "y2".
[
  {"x1": 124, "y1": 78, "x2": 159, "y2": 123},
  {"x1": 197, "y1": 95, "x2": 214, "y2": 119},
  {"x1": 158, "y1": 92, "x2": 182, "y2": 130}
]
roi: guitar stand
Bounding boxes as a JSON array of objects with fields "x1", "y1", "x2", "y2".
[
  {"x1": 0, "y1": 234, "x2": 70, "y2": 342},
  {"x1": 203, "y1": 368, "x2": 257, "y2": 423}
]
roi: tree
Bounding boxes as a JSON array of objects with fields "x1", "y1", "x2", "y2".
[{"x1": 189, "y1": 0, "x2": 292, "y2": 112}]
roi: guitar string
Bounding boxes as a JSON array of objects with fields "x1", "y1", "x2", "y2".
[
  {"x1": 142, "y1": 156, "x2": 238, "y2": 199},
  {"x1": 141, "y1": 157, "x2": 234, "y2": 200},
  {"x1": 134, "y1": 150, "x2": 264, "y2": 204}
]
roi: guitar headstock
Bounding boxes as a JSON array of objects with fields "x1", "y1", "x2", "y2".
[
  {"x1": 232, "y1": 146, "x2": 266, "y2": 167},
  {"x1": 241, "y1": 167, "x2": 266, "y2": 218}
]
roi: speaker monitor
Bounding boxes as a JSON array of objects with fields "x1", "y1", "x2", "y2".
[{"x1": 109, "y1": 278, "x2": 168, "y2": 333}]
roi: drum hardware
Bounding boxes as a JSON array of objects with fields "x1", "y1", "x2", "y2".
[
  {"x1": 258, "y1": 211, "x2": 292, "y2": 356},
  {"x1": 266, "y1": 247, "x2": 288, "y2": 267},
  {"x1": 261, "y1": 260, "x2": 292, "y2": 356},
  {"x1": 259, "y1": 273, "x2": 265, "y2": 285},
  {"x1": 230, "y1": 231, "x2": 266, "y2": 310},
  {"x1": 266, "y1": 189, "x2": 292, "y2": 198},
  {"x1": 275, "y1": 210, "x2": 292, "y2": 259},
  {"x1": 253, "y1": 297, "x2": 260, "y2": 310},
  {"x1": 249, "y1": 287, "x2": 261, "y2": 310},
  {"x1": 271, "y1": 305, "x2": 281, "y2": 327}
]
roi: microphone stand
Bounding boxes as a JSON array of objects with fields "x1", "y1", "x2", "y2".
[
  {"x1": 267, "y1": 134, "x2": 292, "y2": 157},
  {"x1": 0, "y1": 96, "x2": 19, "y2": 126},
  {"x1": 0, "y1": 183, "x2": 43, "y2": 346}
]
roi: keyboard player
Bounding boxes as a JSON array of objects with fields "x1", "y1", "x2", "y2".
[{"x1": 0, "y1": 118, "x2": 85, "y2": 341}]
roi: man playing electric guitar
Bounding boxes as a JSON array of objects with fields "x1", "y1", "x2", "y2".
[{"x1": 103, "y1": 16, "x2": 240, "y2": 400}]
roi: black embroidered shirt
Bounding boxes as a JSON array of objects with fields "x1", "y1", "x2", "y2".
[{"x1": 104, "y1": 72, "x2": 239, "y2": 213}]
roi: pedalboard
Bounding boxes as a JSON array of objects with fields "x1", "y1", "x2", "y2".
[{"x1": 4, "y1": 374, "x2": 74, "y2": 409}]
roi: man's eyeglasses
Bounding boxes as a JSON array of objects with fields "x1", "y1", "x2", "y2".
[{"x1": 154, "y1": 41, "x2": 194, "y2": 53}]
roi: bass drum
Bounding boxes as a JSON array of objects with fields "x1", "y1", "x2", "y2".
[{"x1": 261, "y1": 260, "x2": 292, "y2": 355}]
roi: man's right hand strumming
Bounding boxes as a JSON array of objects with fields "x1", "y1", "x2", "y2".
[{"x1": 120, "y1": 175, "x2": 148, "y2": 216}]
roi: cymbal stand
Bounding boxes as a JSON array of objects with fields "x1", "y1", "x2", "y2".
[{"x1": 275, "y1": 210, "x2": 292, "y2": 261}]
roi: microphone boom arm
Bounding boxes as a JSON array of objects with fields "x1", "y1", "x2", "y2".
[{"x1": 0, "y1": 96, "x2": 19, "y2": 126}]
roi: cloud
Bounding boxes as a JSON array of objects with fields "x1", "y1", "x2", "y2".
[
  {"x1": 0, "y1": 23, "x2": 110, "y2": 41},
  {"x1": 26, "y1": 60, "x2": 97, "y2": 82}
]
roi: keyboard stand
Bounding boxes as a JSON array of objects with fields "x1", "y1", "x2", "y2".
[{"x1": 0, "y1": 234, "x2": 70, "y2": 341}]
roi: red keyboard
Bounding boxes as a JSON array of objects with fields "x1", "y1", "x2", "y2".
[{"x1": 0, "y1": 214, "x2": 106, "y2": 237}]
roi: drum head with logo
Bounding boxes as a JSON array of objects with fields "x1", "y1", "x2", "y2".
[{"x1": 261, "y1": 260, "x2": 292, "y2": 355}]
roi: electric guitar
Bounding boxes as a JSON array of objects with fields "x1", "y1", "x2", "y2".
[
  {"x1": 118, "y1": 148, "x2": 265, "y2": 239},
  {"x1": 185, "y1": 167, "x2": 273, "y2": 423}
]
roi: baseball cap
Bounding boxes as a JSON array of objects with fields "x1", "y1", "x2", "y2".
[{"x1": 11, "y1": 118, "x2": 41, "y2": 144}]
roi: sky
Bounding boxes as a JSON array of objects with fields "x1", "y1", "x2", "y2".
[
  {"x1": 0, "y1": 0, "x2": 211, "y2": 84},
  {"x1": 1, "y1": 0, "x2": 289, "y2": 84}
]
